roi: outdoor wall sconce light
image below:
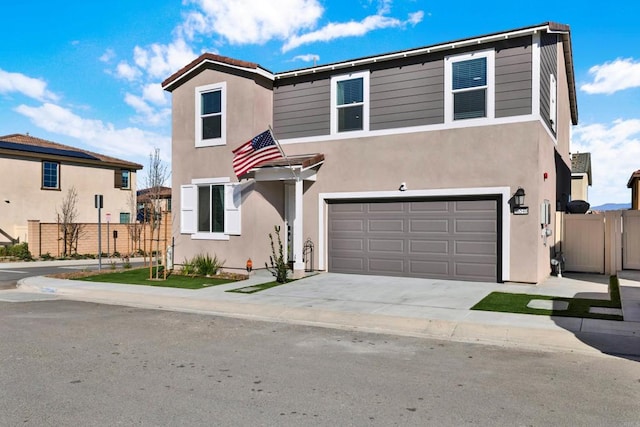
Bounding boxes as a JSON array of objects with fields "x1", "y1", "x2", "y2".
[
  {"x1": 512, "y1": 187, "x2": 528, "y2": 215},
  {"x1": 514, "y1": 187, "x2": 526, "y2": 207}
]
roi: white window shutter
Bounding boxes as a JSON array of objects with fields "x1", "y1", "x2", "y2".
[
  {"x1": 224, "y1": 183, "x2": 242, "y2": 235},
  {"x1": 549, "y1": 74, "x2": 557, "y2": 132},
  {"x1": 180, "y1": 185, "x2": 197, "y2": 234}
]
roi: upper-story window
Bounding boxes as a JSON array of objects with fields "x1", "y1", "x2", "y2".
[
  {"x1": 114, "y1": 169, "x2": 131, "y2": 190},
  {"x1": 331, "y1": 71, "x2": 369, "y2": 134},
  {"x1": 195, "y1": 82, "x2": 227, "y2": 147},
  {"x1": 445, "y1": 50, "x2": 495, "y2": 123},
  {"x1": 42, "y1": 161, "x2": 59, "y2": 190}
]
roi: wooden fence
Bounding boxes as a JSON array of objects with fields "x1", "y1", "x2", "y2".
[{"x1": 27, "y1": 212, "x2": 172, "y2": 259}]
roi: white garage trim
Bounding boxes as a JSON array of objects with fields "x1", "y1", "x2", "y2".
[{"x1": 318, "y1": 186, "x2": 511, "y2": 281}]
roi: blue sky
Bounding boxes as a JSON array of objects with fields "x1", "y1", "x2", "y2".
[{"x1": 1, "y1": 0, "x2": 639, "y2": 206}]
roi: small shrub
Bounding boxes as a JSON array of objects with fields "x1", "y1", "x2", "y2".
[
  {"x1": 265, "y1": 225, "x2": 289, "y2": 283},
  {"x1": 181, "y1": 258, "x2": 196, "y2": 276},
  {"x1": 121, "y1": 255, "x2": 131, "y2": 269},
  {"x1": 109, "y1": 261, "x2": 117, "y2": 270},
  {"x1": 192, "y1": 253, "x2": 225, "y2": 276},
  {"x1": 0, "y1": 246, "x2": 7, "y2": 257},
  {"x1": 8, "y1": 243, "x2": 32, "y2": 261},
  {"x1": 40, "y1": 252, "x2": 54, "y2": 261}
]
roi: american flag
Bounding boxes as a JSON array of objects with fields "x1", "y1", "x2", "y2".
[{"x1": 232, "y1": 130, "x2": 282, "y2": 178}]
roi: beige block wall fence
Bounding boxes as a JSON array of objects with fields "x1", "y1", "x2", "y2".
[{"x1": 28, "y1": 212, "x2": 172, "y2": 259}]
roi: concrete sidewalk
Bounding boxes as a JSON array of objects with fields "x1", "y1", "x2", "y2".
[{"x1": 5, "y1": 263, "x2": 640, "y2": 359}]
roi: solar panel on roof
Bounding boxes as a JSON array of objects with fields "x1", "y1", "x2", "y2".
[{"x1": 0, "y1": 140, "x2": 100, "y2": 161}]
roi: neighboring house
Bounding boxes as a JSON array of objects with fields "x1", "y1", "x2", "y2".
[
  {"x1": 628, "y1": 170, "x2": 640, "y2": 210},
  {"x1": 162, "y1": 22, "x2": 578, "y2": 284},
  {"x1": 137, "y1": 186, "x2": 172, "y2": 221},
  {"x1": 570, "y1": 152, "x2": 592, "y2": 202},
  {"x1": 0, "y1": 133, "x2": 143, "y2": 245}
]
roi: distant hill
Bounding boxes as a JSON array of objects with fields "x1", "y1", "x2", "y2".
[{"x1": 591, "y1": 202, "x2": 631, "y2": 211}]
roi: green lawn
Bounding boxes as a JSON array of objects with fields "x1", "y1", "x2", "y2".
[
  {"x1": 71, "y1": 267, "x2": 242, "y2": 290},
  {"x1": 471, "y1": 276, "x2": 623, "y2": 321}
]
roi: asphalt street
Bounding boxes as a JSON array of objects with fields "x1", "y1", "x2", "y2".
[{"x1": 2, "y1": 300, "x2": 639, "y2": 426}]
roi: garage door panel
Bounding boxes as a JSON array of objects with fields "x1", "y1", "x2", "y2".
[
  {"x1": 368, "y1": 239, "x2": 404, "y2": 253},
  {"x1": 330, "y1": 256, "x2": 365, "y2": 272},
  {"x1": 455, "y1": 262, "x2": 496, "y2": 280},
  {"x1": 330, "y1": 238, "x2": 364, "y2": 251},
  {"x1": 332, "y1": 203, "x2": 365, "y2": 213},
  {"x1": 328, "y1": 199, "x2": 498, "y2": 282},
  {"x1": 369, "y1": 219, "x2": 404, "y2": 232},
  {"x1": 409, "y1": 259, "x2": 450, "y2": 275},
  {"x1": 455, "y1": 219, "x2": 497, "y2": 233},
  {"x1": 410, "y1": 240, "x2": 449, "y2": 255},
  {"x1": 369, "y1": 258, "x2": 405, "y2": 273},
  {"x1": 410, "y1": 219, "x2": 449, "y2": 233},
  {"x1": 409, "y1": 201, "x2": 449, "y2": 212},
  {"x1": 331, "y1": 218, "x2": 365, "y2": 232},
  {"x1": 455, "y1": 240, "x2": 497, "y2": 256},
  {"x1": 368, "y1": 202, "x2": 404, "y2": 212},
  {"x1": 455, "y1": 200, "x2": 496, "y2": 212}
]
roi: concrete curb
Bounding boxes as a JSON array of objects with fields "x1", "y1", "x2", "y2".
[{"x1": 17, "y1": 275, "x2": 640, "y2": 359}]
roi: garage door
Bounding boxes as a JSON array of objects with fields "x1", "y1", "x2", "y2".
[{"x1": 328, "y1": 199, "x2": 499, "y2": 282}]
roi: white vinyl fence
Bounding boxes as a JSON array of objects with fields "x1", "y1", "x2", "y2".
[{"x1": 562, "y1": 210, "x2": 639, "y2": 274}]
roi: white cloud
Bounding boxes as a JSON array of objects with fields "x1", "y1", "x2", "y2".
[
  {"x1": 99, "y1": 48, "x2": 116, "y2": 63},
  {"x1": 292, "y1": 54, "x2": 320, "y2": 64},
  {"x1": 116, "y1": 61, "x2": 141, "y2": 81},
  {"x1": 408, "y1": 11, "x2": 424, "y2": 25},
  {"x1": 571, "y1": 119, "x2": 640, "y2": 205},
  {"x1": 142, "y1": 83, "x2": 168, "y2": 106},
  {"x1": 581, "y1": 58, "x2": 640, "y2": 95},
  {"x1": 183, "y1": 0, "x2": 323, "y2": 45},
  {"x1": 282, "y1": 12, "x2": 422, "y2": 52},
  {"x1": 130, "y1": 38, "x2": 197, "y2": 80},
  {"x1": 14, "y1": 103, "x2": 171, "y2": 161},
  {"x1": 0, "y1": 69, "x2": 59, "y2": 102},
  {"x1": 124, "y1": 93, "x2": 171, "y2": 126}
]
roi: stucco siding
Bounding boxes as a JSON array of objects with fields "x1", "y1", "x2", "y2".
[{"x1": 0, "y1": 156, "x2": 137, "y2": 244}]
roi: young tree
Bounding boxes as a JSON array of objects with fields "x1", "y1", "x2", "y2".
[
  {"x1": 144, "y1": 148, "x2": 170, "y2": 279},
  {"x1": 57, "y1": 186, "x2": 84, "y2": 256}
]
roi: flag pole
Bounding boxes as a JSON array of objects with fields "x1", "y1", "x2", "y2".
[{"x1": 268, "y1": 125, "x2": 297, "y2": 179}]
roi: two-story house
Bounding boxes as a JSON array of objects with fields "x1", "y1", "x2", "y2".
[
  {"x1": 162, "y1": 22, "x2": 577, "y2": 284},
  {"x1": 0, "y1": 133, "x2": 143, "y2": 246}
]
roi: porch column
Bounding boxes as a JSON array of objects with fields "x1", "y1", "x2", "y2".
[{"x1": 293, "y1": 177, "x2": 305, "y2": 275}]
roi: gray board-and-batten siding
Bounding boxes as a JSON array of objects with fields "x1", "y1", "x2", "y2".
[{"x1": 273, "y1": 36, "x2": 535, "y2": 140}]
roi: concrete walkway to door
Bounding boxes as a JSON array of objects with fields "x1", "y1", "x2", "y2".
[{"x1": 7, "y1": 262, "x2": 640, "y2": 359}]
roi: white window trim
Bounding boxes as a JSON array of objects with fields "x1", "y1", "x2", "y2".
[
  {"x1": 195, "y1": 82, "x2": 227, "y2": 148},
  {"x1": 549, "y1": 73, "x2": 557, "y2": 132},
  {"x1": 330, "y1": 70, "x2": 370, "y2": 135},
  {"x1": 181, "y1": 177, "x2": 242, "y2": 240},
  {"x1": 444, "y1": 49, "x2": 495, "y2": 124}
]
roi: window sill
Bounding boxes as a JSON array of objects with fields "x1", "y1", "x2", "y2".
[
  {"x1": 196, "y1": 139, "x2": 226, "y2": 148},
  {"x1": 191, "y1": 232, "x2": 230, "y2": 241}
]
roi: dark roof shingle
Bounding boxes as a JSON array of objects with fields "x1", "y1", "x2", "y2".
[{"x1": 0, "y1": 133, "x2": 143, "y2": 170}]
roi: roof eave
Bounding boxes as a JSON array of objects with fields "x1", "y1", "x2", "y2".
[{"x1": 162, "y1": 54, "x2": 275, "y2": 92}]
